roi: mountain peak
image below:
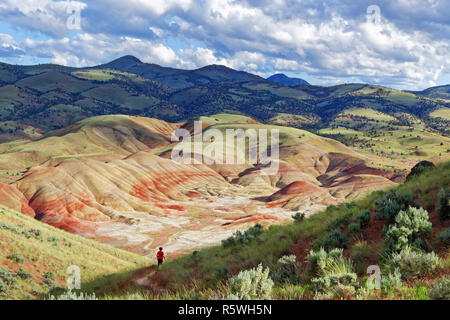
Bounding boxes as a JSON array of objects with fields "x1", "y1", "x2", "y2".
[
  {"x1": 101, "y1": 55, "x2": 143, "y2": 69},
  {"x1": 115, "y1": 55, "x2": 142, "y2": 63},
  {"x1": 267, "y1": 73, "x2": 309, "y2": 86}
]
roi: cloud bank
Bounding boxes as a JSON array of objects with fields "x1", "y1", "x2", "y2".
[{"x1": 0, "y1": 0, "x2": 449, "y2": 89}]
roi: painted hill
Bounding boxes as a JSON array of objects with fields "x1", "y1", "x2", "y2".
[
  {"x1": 0, "y1": 114, "x2": 410, "y2": 257},
  {"x1": 267, "y1": 73, "x2": 309, "y2": 86}
]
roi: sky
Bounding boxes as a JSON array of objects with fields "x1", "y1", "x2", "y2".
[{"x1": 0, "y1": 0, "x2": 449, "y2": 90}]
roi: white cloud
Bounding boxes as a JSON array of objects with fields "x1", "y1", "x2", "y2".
[{"x1": 0, "y1": 0, "x2": 449, "y2": 89}]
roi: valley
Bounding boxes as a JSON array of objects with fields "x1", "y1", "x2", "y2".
[{"x1": 0, "y1": 57, "x2": 448, "y2": 300}]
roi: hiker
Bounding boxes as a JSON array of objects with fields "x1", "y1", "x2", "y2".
[{"x1": 156, "y1": 247, "x2": 165, "y2": 269}]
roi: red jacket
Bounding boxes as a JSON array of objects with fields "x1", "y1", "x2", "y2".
[{"x1": 157, "y1": 250, "x2": 164, "y2": 260}]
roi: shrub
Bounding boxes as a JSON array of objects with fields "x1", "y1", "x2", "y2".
[
  {"x1": 320, "y1": 229, "x2": 348, "y2": 250},
  {"x1": 48, "y1": 290, "x2": 98, "y2": 300},
  {"x1": 222, "y1": 224, "x2": 264, "y2": 247},
  {"x1": 384, "y1": 206, "x2": 432, "y2": 253},
  {"x1": 214, "y1": 266, "x2": 229, "y2": 280},
  {"x1": 47, "y1": 236, "x2": 59, "y2": 246},
  {"x1": 327, "y1": 212, "x2": 353, "y2": 230},
  {"x1": 226, "y1": 264, "x2": 273, "y2": 300},
  {"x1": 306, "y1": 248, "x2": 358, "y2": 297},
  {"x1": 389, "y1": 247, "x2": 442, "y2": 279},
  {"x1": 0, "y1": 279, "x2": 7, "y2": 292},
  {"x1": 384, "y1": 225, "x2": 412, "y2": 253},
  {"x1": 292, "y1": 212, "x2": 305, "y2": 222},
  {"x1": 437, "y1": 189, "x2": 449, "y2": 221},
  {"x1": 7, "y1": 253, "x2": 24, "y2": 264},
  {"x1": 349, "y1": 223, "x2": 361, "y2": 235},
  {"x1": 42, "y1": 271, "x2": 55, "y2": 286},
  {"x1": 380, "y1": 269, "x2": 403, "y2": 295},
  {"x1": 438, "y1": 228, "x2": 450, "y2": 245},
  {"x1": 274, "y1": 284, "x2": 307, "y2": 300},
  {"x1": 429, "y1": 277, "x2": 450, "y2": 300},
  {"x1": 273, "y1": 255, "x2": 300, "y2": 284},
  {"x1": 351, "y1": 241, "x2": 370, "y2": 262},
  {"x1": 356, "y1": 210, "x2": 371, "y2": 228},
  {"x1": 307, "y1": 248, "x2": 343, "y2": 277},
  {"x1": 311, "y1": 272, "x2": 357, "y2": 298},
  {"x1": 375, "y1": 190, "x2": 416, "y2": 222},
  {"x1": 16, "y1": 268, "x2": 32, "y2": 280},
  {"x1": 395, "y1": 207, "x2": 432, "y2": 235},
  {"x1": 0, "y1": 268, "x2": 16, "y2": 286},
  {"x1": 22, "y1": 228, "x2": 42, "y2": 240},
  {"x1": 406, "y1": 161, "x2": 434, "y2": 181}
]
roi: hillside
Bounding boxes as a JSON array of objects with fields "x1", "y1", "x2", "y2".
[
  {"x1": 267, "y1": 74, "x2": 309, "y2": 86},
  {"x1": 0, "y1": 204, "x2": 149, "y2": 299},
  {"x1": 132, "y1": 162, "x2": 450, "y2": 300},
  {"x1": 0, "y1": 57, "x2": 448, "y2": 143},
  {"x1": 0, "y1": 113, "x2": 408, "y2": 258}
]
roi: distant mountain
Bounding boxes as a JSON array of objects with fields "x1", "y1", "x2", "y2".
[
  {"x1": 0, "y1": 56, "x2": 448, "y2": 141},
  {"x1": 413, "y1": 84, "x2": 450, "y2": 100},
  {"x1": 267, "y1": 73, "x2": 309, "y2": 86},
  {"x1": 97, "y1": 55, "x2": 263, "y2": 90}
]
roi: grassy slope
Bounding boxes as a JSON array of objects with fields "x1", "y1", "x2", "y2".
[
  {"x1": 430, "y1": 107, "x2": 450, "y2": 120},
  {"x1": 154, "y1": 162, "x2": 449, "y2": 294},
  {"x1": 0, "y1": 205, "x2": 150, "y2": 300},
  {"x1": 318, "y1": 107, "x2": 450, "y2": 161}
]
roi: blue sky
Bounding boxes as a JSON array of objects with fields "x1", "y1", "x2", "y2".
[{"x1": 0, "y1": 0, "x2": 449, "y2": 90}]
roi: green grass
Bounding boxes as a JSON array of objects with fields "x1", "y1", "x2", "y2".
[
  {"x1": 0, "y1": 205, "x2": 150, "y2": 299},
  {"x1": 340, "y1": 108, "x2": 397, "y2": 121},
  {"x1": 155, "y1": 162, "x2": 450, "y2": 292},
  {"x1": 430, "y1": 108, "x2": 450, "y2": 120}
]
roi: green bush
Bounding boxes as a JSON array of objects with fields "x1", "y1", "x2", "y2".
[
  {"x1": 7, "y1": 253, "x2": 24, "y2": 264},
  {"x1": 214, "y1": 266, "x2": 229, "y2": 280},
  {"x1": 292, "y1": 212, "x2": 305, "y2": 222},
  {"x1": 429, "y1": 277, "x2": 450, "y2": 300},
  {"x1": 42, "y1": 271, "x2": 55, "y2": 286},
  {"x1": 438, "y1": 228, "x2": 450, "y2": 245},
  {"x1": 307, "y1": 249, "x2": 357, "y2": 297},
  {"x1": 274, "y1": 284, "x2": 307, "y2": 300},
  {"x1": 349, "y1": 223, "x2": 361, "y2": 235},
  {"x1": 16, "y1": 268, "x2": 32, "y2": 280},
  {"x1": 307, "y1": 248, "x2": 343, "y2": 277},
  {"x1": 273, "y1": 255, "x2": 300, "y2": 284},
  {"x1": 375, "y1": 191, "x2": 416, "y2": 222},
  {"x1": 380, "y1": 269, "x2": 403, "y2": 295},
  {"x1": 395, "y1": 207, "x2": 432, "y2": 235},
  {"x1": 0, "y1": 279, "x2": 7, "y2": 292},
  {"x1": 0, "y1": 268, "x2": 17, "y2": 286},
  {"x1": 22, "y1": 228, "x2": 42, "y2": 240},
  {"x1": 320, "y1": 229, "x2": 348, "y2": 250},
  {"x1": 437, "y1": 189, "x2": 449, "y2": 221},
  {"x1": 327, "y1": 212, "x2": 353, "y2": 230},
  {"x1": 222, "y1": 224, "x2": 264, "y2": 247},
  {"x1": 47, "y1": 236, "x2": 59, "y2": 246},
  {"x1": 226, "y1": 264, "x2": 273, "y2": 300},
  {"x1": 389, "y1": 247, "x2": 442, "y2": 279},
  {"x1": 351, "y1": 241, "x2": 370, "y2": 262},
  {"x1": 356, "y1": 210, "x2": 371, "y2": 228},
  {"x1": 384, "y1": 207, "x2": 432, "y2": 253}
]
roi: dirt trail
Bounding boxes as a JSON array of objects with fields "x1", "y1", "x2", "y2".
[{"x1": 130, "y1": 264, "x2": 169, "y2": 293}]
